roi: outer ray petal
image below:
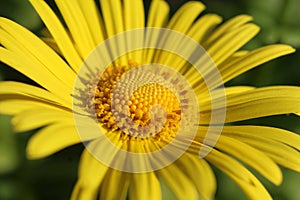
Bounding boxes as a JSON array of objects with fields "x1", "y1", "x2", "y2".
[
  {"x1": 221, "y1": 127, "x2": 300, "y2": 172},
  {"x1": 0, "y1": 81, "x2": 71, "y2": 107},
  {"x1": 71, "y1": 149, "x2": 109, "y2": 200},
  {"x1": 204, "y1": 15, "x2": 253, "y2": 47},
  {"x1": 153, "y1": 1, "x2": 205, "y2": 68},
  {"x1": 218, "y1": 44, "x2": 296, "y2": 86},
  {"x1": 0, "y1": 17, "x2": 76, "y2": 86},
  {"x1": 167, "y1": 1, "x2": 205, "y2": 33},
  {"x1": 213, "y1": 135, "x2": 282, "y2": 185},
  {"x1": 77, "y1": 0, "x2": 105, "y2": 45},
  {"x1": 26, "y1": 123, "x2": 82, "y2": 159},
  {"x1": 200, "y1": 86, "x2": 255, "y2": 102},
  {"x1": 0, "y1": 48, "x2": 71, "y2": 101},
  {"x1": 100, "y1": 169, "x2": 130, "y2": 200},
  {"x1": 221, "y1": 126, "x2": 300, "y2": 151},
  {"x1": 124, "y1": 0, "x2": 145, "y2": 63},
  {"x1": 187, "y1": 14, "x2": 223, "y2": 44},
  {"x1": 146, "y1": 0, "x2": 169, "y2": 28},
  {"x1": 41, "y1": 37, "x2": 62, "y2": 55},
  {"x1": 0, "y1": 99, "x2": 63, "y2": 115},
  {"x1": 200, "y1": 86, "x2": 300, "y2": 123},
  {"x1": 54, "y1": 0, "x2": 95, "y2": 58},
  {"x1": 186, "y1": 24, "x2": 260, "y2": 85},
  {"x1": 205, "y1": 24, "x2": 260, "y2": 65},
  {"x1": 29, "y1": 0, "x2": 82, "y2": 71},
  {"x1": 144, "y1": 0, "x2": 170, "y2": 63},
  {"x1": 11, "y1": 108, "x2": 72, "y2": 132},
  {"x1": 100, "y1": 0, "x2": 124, "y2": 37},
  {"x1": 99, "y1": 0, "x2": 126, "y2": 65},
  {"x1": 157, "y1": 163, "x2": 198, "y2": 200},
  {"x1": 128, "y1": 172, "x2": 161, "y2": 200},
  {"x1": 205, "y1": 147, "x2": 273, "y2": 200},
  {"x1": 177, "y1": 154, "x2": 216, "y2": 200}
]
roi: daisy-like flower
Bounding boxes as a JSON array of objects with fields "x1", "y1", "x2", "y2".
[{"x1": 1, "y1": 0, "x2": 300, "y2": 199}]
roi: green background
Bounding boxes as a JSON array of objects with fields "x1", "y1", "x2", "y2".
[{"x1": 0, "y1": 0, "x2": 300, "y2": 199}]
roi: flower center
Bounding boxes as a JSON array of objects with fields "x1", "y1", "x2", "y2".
[{"x1": 83, "y1": 63, "x2": 182, "y2": 144}]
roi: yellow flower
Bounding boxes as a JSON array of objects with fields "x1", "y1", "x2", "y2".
[{"x1": 1, "y1": 0, "x2": 300, "y2": 200}]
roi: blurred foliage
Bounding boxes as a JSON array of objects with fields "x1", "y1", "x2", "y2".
[
  {"x1": 0, "y1": 0, "x2": 41, "y2": 31},
  {"x1": 0, "y1": 0, "x2": 300, "y2": 200}
]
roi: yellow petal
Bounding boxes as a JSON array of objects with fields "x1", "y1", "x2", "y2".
[
  {"x1": 99, "y1": 0, "x2": 127, "y2": 65},
  {"x1": 71, "y1": 149, "x2": 109, "y2": 200},
  {"x1": 100, "y1": 169, "x2": 130, "y2": 200},
  {"x1": 77, "y1": 0, "x2": 105, "y2": 45},
  {"x1": 12, "y1": 108, "x2": 72, "y2": 132},
  {"x1": 206, "y1": 23, "x2": 260, "y2": 66},
  {"x1": 29, "y1": 0, "x2": 82, "y2": 71},
  {"x1": 41, "y1": 37, "x2": 62, "y2": 55},
  {"x1": 144, "y1": 0, "x2": 170, "y2": 63},
  {"x1": 158, "y1": 162, "x2": 198, "y2": 200},
  {"x1": 54, "y1": 0, "x2": 95, "y2": 58},
  {"x1": 200, "y1": 86, "x2": 300, "y2": 123},
  {"x1": 221, "y1": 125, "x2": 300, "y2": 151},
  {"x1": 0, "y1": 17, "x2": 76, "y2": 87},
  {"x1": 185, "y1": 24, "x2": 259, "y2": 89},
  {"x1": 26, "y1": 123, "x2": 81, "y2": 159},
  {"x1": 100, "y1": 0, "x2": 124, "y2": 37},
  {"x1": 0, "y1": 99, "x2": 66, "y2": 115},
  {"x1": 187, "y1": 14, "x2": 223, "y2": 44},
  {"x1": 205, "y1": 147, "x2": 273, "y2": 200},
  {"x1": 0, "y1": 48, "x2": 71, "y2": 102},
  {"x1": 176, "y1": 154, "x2": 216, "y2": 200},
  {"x1": 129, "y1": 172, "x2": 161, "y2": 200},
  {"x1": 124, "y1": 0, "x2": 144, "y2": 30},
  {"x1": 199, "y1": 86, "x2": 255, "y2": 108},
  {"x1": 152, "y1": 1, "x2": 205, "y2": 68},
  {"x1": 218, "y1": 44, "x2": 295, "y2": 86},
  {"x1": 124, "y1": 0, "x2": 145, "y2": 63},
  {"x1": 214, "y1": 135, "x2": 282, "y2": 185},
  {"x1": 146, "y1": 0, "x2": 169, "y2": 28},
  {"x1": 204, "y1": 14, "x2": 253, "y2": 47},
  {"x1": 167, "y1": 1, "x2": 205, "y2": 33},
  {"x1": 221, "y1": 126, "x2": 300, "y2": 172},
  {"x1": 0, "y1": 81, "x2": 71, "y2": 107}
]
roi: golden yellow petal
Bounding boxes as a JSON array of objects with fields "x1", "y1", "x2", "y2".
[
  {"x1": 144, "y1": 0, "x2": 170, "y2": 63},
  {"x1": 219, "y1": 44, "x2": 296, "y2": 85},
  {"x1": 200, "y1": 86, "x2": 300, "y2": 123},
  {"x1": 12, "y1": 108, "x2": 72, "y2": 132},
  {"x1": 0, "y1": 81, "x2": 71, "y2": 107},
  {"x1": 128, "y1": 172, "x2": 161, "y2": 200},
  {"x1": 124, "y1": 0, "x2": 145, "y2": 63},
  {"x1": 214, "y1": 135, "x2": 282, "y2": 185},
  {"x1": 100, "y1": 0, "x2": 124, "y2": 37},
  {"x1": 29, "y1": 0, "x2": 82, "y2": 71},
  {"x1": 100, "y1": 169, "x2": 130, "y2": 200},
  {"x1": 77, "y1": 0, "x2": 105, "y2": 45},
  {"x1": 206, "y1": 24, "x2": 260, "y2": 66},
  {"x1": 204, "y1": 14, "x2": 253, "y2": 47},
  {"x1": 0, "y1": 48, "x2": 72, "y2": 102},
  {"x1": 187, "y1": 14, "x2": 223, "y2": 44},
  {"x1": 158, "y1": 163, "x2": 198, "y2": 200},
  {"x1": 71, "y1": 149, "x2": 109, "y2": 200},
  {"x1": 54, "y1": 0, "x2": 95, "y2": 58},
  {"x1": 146, "y1": 0, "x2": 169, "y2": 28},
  {"x1": 26, "y1": 123, "x2": 81, "y2": 159},
  {"x1": 205, "y1": 147, "x2": 273, "y2": 200},
  {"x1": 167, "y1": 1, "x2": 205, "y2": 33},
  {"x1": 0, "y1": 17, "x2": 76, "y2": 86},
  {"x1": 222, "y1": 127, "x2": 300, "y2": 172},
  {"x1": 176, "y1": 154, "x2": 216, "y2": 200}
]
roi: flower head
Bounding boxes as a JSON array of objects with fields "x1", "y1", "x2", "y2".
[{"x1": 0, "y1": 0, "x2": 300, "y2": 199}]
